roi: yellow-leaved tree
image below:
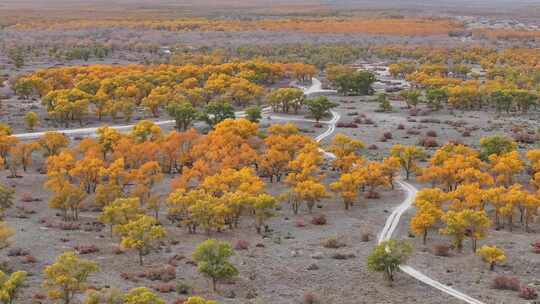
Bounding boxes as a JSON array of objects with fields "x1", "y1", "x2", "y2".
[
  {"x1": 476, "y1": 245, "x2": 506, "y2": 271},
  {"x1": 42, "y1": 251, "x2": 99, "y2": 304},
  {"x1": 115, "y1": 215, "x2": 166, "y2": 265}
]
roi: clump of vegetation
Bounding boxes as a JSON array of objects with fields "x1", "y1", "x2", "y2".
[
  {"x1": 367, "y1": 240, "x2": 412, "y2": 284},
  {"x1": 193, "y1": 239, "x2": 238, "y2": 292}
]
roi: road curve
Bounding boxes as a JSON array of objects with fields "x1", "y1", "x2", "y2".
[
  {"x1": 378, "y1": 180, "x2": 485, "y2": 304},
  {"x1": 11, "y1": 77, "x2": 484, "y2": 303},
  {"x1": 12, "y1": 107, "x2": 272, "y2": 140},
  {"x1": 299, "y1": 84, "x2": 485, "y2": 304}
]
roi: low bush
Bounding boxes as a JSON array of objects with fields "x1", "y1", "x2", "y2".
[
  {"x1": 7, "y1": 248, "x2": 29, "y2": 257},
  {"x1": 432, "y1": 243, "x2": 451, "y2": 257},
  {"x1": 406, "y1": 129, "x2": 421, "y2": 135},
  {"x1": 152, "y1": 282, "x2": 175, "y2": 293},
  {"x1": 176, "y1": 282, "x2": 192, "y2": 295},
  {"x1": 514, "y1": 132, "x2": 535, "y2": 144},
  {"x1": 397, "y1": 124, "x2": 405, "y2": 130},
  {"x1": 21, "y1": 255, "x2": 37, "y2": 264},
  {"x1": 408, "y1": 108, "x2": 420, "y2": 116},
  {"x1": 20, "y1": 193, "x2": 39, "y2": 202},
  {"x1": 331, "y1": 252, "x2": 355, "y2": 260},
  {"x1": 322, "y1": 237, "x2": 345, "y2": 249},
  {"x1": 58, "y1": 222, "x2": 81, "y2": 231},
  {"x1": 336, "y1": 122, "x2": 358, "y2": 128},
  {"x1": 146, "y1": 265, "x2": 176, "y2": 282},
  {"x1": 519, "y1": 286, "x2": 538, "y2": 300},
  {"x1": 360, "y1": 233, "x2": 371, "y2": 242},
  {"x1": 383, "y1": 132, "x2": 393, "y2": 140},
  {"x1": 363, "y1": 118, "x2": 374, "y2": 125},
  {"x1": 311, "y1": 215, "x2": 327, "y2": 225},
  {"x1": 295, "y1": 219, "x2": 306, "y2": 227},
  {"x1": 418, "y1": 137, "x2": 439, "y2": 148},
  {"x1": 74, "y1": 244, "x2": 99, "y2": 255},
  {"x1": 419, "y1": 118, "x2": 441, "y2": 124},
  {"x1": 303, "y1": 292, "x2": 316, "y2": 304},
  {"x1": 234, "y1": 240, "x2": 249, "y2": 250},
  {"x1": 425, "y1": 130, "x2": 437, "y2": 137},
  {"x1": 492, "y1": 275, "x2": 520, "y2": 291},
  {"x1": 531, "y1": 241, "x2": 540, "y2": 254}
]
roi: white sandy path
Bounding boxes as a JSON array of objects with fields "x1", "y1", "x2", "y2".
[
  {"x1": 300, "y1": 80, "x2": 485, "y2": 304},
  {"x1": 11, "y1": 77, "x2": 485, "y2": 303}
]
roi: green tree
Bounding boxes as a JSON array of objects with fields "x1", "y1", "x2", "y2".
[
  {"x1": 202, "y1": 101, "x2": 235, "y2": 127},
  {"x1": 24, "y1": 112, "x2": 39, "y2": 131},
  {"x1": 304, "y1": 96, "x2": 338, "y2": 122},
  {"x1": 166, "y1": 102, "x2": 200, "y2": 131},
  {"x1": 7, "y1": 48, "x2": 24, "y2": 69},
  {"x1": 426, "y1": 88, "x2": 448, "y2": 110},
  {"x1": 0, "y1": 184, "x2": 14, "y2": 218},
  {"x1": 245, "y1": 106, "x2": 262, "y2": 123},
  {"x1": 193, "y1": 239, "x2": 238, "y2": 292},
  {"x1": 479, "y1": 135, "x2": 516, "y2": 160},
  {"x1": 367, "y1": 239, "x2": 412, "y2": 284},
  {"x1": 335, "y1": 71, "x2": 375, "y2": 95},
  {"x1": 377, "y1": 93, "x2": 392, "y2": 112},
  {"x1": 42, "y1": 251, "x2": 99, "y2": 304},
  {"x1": 400, "y1": 89, "x2": 422, "y2": 109}
]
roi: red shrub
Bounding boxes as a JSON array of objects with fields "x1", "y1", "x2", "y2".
[
  {"x1": 383, "y1": 132, "x2": 393, "y2": 140},
  {"x1": 7, "y1": 248, "x2": 29, "y2": 257},
  {"x1": 146, "y1": 265, "x2": 176, "y2": 282},
  {"x1": 336, "y1": 122, "x2": 358, "y2": 128},
  {"x1": 74, "y1": 244, "x2": 99, "y2": 255},
  {"x1": 531, "y1": 241, "x2": 540, "y2": 254},
  {"x1": 519, "y1": 286, "x2": 538, "y2": 300},
  {"x1": 20, "y1": 193, "x2": 38, "y2": 203},
  {"x1": 365, "y1": 191, "x2": 380, "y2": 199},
  {"x1": 234, "y1": 240, "x2": 249, "y2": 250},
  {"x1": 311, "y1": 215, "x2": 327, "y2": 225},
  {"x1": 303, "y1": 292, "x2": 316, "y2": 304},
  {"x1": 418, "y1": 137, "x2": 438, "y2": 148},
  {"x1": 432, "y1": 243, "x2": 451, "y2": 257},
  {"x1": 419, "y1": 118, "x2": 441, "y2": 124},
  {"x1": 22, "y1": 255, "x2": 37, "y2": 264},
  {"x1": 113, "y1": 246, "x2": 125, "y2": 255},
  {"x1": 514, "y1": 132, "x2": 536, "y2": 144},
  {"x1": 408, "y1": 108, "x2": 420, "y2": 116},
  {"x1": 153, "y1": 283, "x2": 176, "y2": 293},
  {"x1": 425, "y1": 130, "x2": 437, "y2": 137},
  {"x1": 58, "y1": 222, "x2": 80, "y2": 231},
  {"x1": 397, "y1": 124, "x2": 405, "y2": 130},
  {"x1": 492, "y1": 275, "x2": 520, "y2": 291},
  {"x1": 406, "y1": 129, "x2": 421, "y2": 135},
  {"x1": 363, "y1": 118, "x2": 374, "y2": 124}
]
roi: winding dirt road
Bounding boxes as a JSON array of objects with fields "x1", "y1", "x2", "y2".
[
  {"x1": 11, "y1": 77, "x2": 484, "y2": 303},
  {"x1": 311, "y1": 107, "x2": 485, "y2": 304}
]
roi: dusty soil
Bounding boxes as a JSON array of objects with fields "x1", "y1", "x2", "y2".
[{"x1": 0, "y1": 123, "x2": 459, "y2": 304}]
